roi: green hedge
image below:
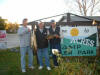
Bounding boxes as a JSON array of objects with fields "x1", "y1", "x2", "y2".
[{"x1": 0, "y1": 19, "x2": 6, "y2": 30}]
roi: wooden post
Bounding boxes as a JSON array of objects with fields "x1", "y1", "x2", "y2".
[{"x1": 67, "y1": 13, "x2": 71, "y2": 23}]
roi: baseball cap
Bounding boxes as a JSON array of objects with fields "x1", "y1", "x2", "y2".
[{"x1": 50, "y1": 20, "x2": 56, "y2": 23}]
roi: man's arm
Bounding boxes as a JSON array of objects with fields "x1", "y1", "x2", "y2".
[
  {"x1": 54, "y1": 27, "x2": 61, "y2": 38},
  {"x1": 17, "y1": 27, "x2": 28, "y2": 36}
]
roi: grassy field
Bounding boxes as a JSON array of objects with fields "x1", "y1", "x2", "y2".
[
  {"x1": 0, "y1": 50, "x2": 58, "y2": 75},
  {"x1": 0, "y1": 49, "x2": 100, "y2": 75}
]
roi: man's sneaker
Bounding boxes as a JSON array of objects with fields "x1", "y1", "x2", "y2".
[
  {"x1": 22, "y1": 69, "x2": 26, "y2": 73},
  {"x1": 38, "y1": 66, "x2": 43, "y2": 70},
  {"x1": 29, "y1": 66, "x2": 35, "y2": 69},
  {"x1": 47, "y1": 67, "x2": 51, "y2": 70}
]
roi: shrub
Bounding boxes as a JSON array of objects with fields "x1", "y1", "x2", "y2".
[{"x1": 0, "y1": 19, "x2": 6, "y2": 30}]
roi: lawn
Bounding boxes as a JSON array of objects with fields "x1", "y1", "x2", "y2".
[
  {"x1": 0, "y1": 50, "x2": 57, "y2": 75},
  {"x1": 0, "y1": 49, "x2": 100, "y2": 75}
]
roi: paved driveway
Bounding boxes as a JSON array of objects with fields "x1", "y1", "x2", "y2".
[{"x1": 7, "y1": 34, "x2": 20, "y2": 48}]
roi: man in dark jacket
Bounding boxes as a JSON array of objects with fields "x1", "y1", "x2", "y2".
[
  {"x1": 49, "y1": 20, "x2": 61, "y2": 67},
  {"x1": 35, "y1": 21, "x2": 51, "y2": 70}
]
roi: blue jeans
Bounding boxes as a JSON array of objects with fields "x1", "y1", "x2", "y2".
[
  {"x1": 50, "y1": 43, "x2": 61, "y2": 66},
  {"x1": 20, "y1": 46, "x2": 33, "y2": 69},
  {"x1": 37, "y1": 48, "x2": 50, "y2": 67}
]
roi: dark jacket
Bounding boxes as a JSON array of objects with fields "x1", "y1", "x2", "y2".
[
  {"x1": 35, "y1": 28, "x2": 48, "y2": 49},
  {"x1": 49, "y1": 26, "x2": 61, "y2": 45}
]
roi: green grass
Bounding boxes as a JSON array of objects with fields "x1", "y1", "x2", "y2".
[
  {"x1": 0, "y1": 50, "x2": 57, "y2": 75},
  {"x1": 0, "y1": 50, "x2": 100, "y2": 75}
]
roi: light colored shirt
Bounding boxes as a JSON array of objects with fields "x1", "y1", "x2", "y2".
[
  {"x1": 39, "y1": 29, "x2": 43, "y2": 33},
  {"x1": 53, "y1": 28, "x2": 56, "y2": 32},
  {"x1": 17, "y1": 26, "x2": 31, "y2": 47}
]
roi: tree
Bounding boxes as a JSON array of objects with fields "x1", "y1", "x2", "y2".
[
  {"x1": 6, "y1": 22, "x2": 19, "y2": 33},
  {"x1": 0, "y1": 17, "x2": 19, "y2": 32},
  {"x1": 0, "y1": 18, "x2": 6, "y2": 30},
  {"x1": 64, "y1": 0, "x2": 100, "y2": 16}
]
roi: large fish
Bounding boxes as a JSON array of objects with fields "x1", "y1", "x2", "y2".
[
  {"x1": 31, "y1": 25, "x2": 37, "y2": 52},
  {"x1": 31, "y1": 25, "x2": 38, "y2": 64}
]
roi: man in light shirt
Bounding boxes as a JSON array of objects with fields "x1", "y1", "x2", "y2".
[{"x1": 18, "y1": 18, "x2": 34, "y2": 72}]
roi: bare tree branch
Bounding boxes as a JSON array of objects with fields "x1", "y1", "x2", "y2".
[{"x1": 64, "y1": 0, "x2": 100, "y2": 16}]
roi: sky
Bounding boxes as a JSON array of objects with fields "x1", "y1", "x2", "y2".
[
  {"x1": 0, "y1": 0, "x2": 67, "y2": 23},
  {"x1": 0, "y1": 0, "x2": 100, "y2": 24}
]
